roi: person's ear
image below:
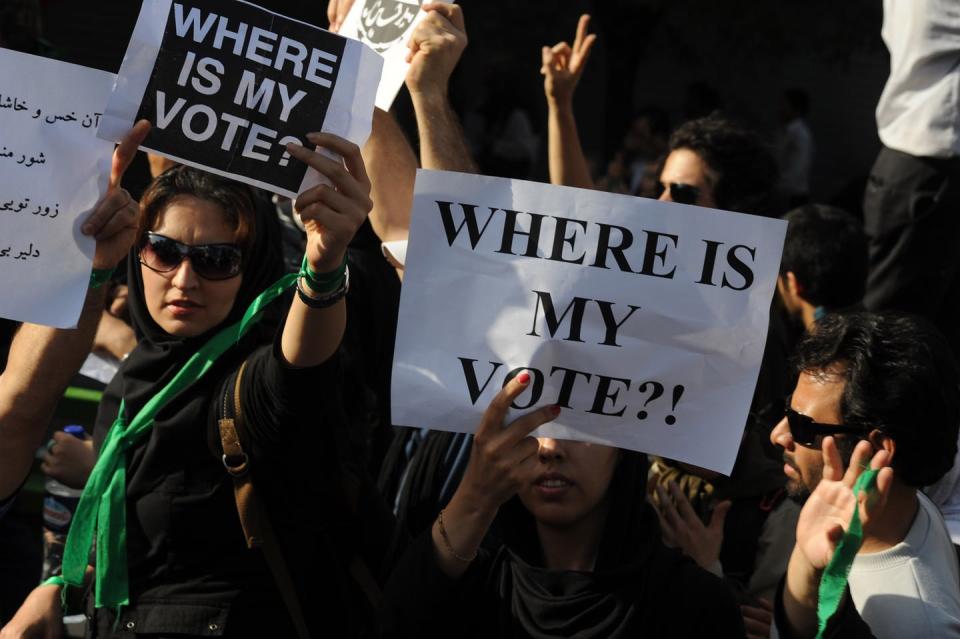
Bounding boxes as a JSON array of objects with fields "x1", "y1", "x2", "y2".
[{"x1": 867, "y1": 429, "x2": 896, "y2": 463}]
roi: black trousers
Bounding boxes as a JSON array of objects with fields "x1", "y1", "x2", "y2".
[{"x1": 863, "y1": 146, "x2": 960, "y2": 353}]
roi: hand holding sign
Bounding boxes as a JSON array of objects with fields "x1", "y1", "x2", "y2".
[
  {"x1": 405, "y1": 3, "x2": 467, "y2": 99},
  {"x1": 429, "y1": 373, "x2": 560, "y2": 578},
  {"x1": 288, "y1": 133, "x2": 373, "y2": 273},
  {"x1": 541, "y1": 14, "x2": 597, "y2": 106},
  {"x1": 458, "y1": 374, "x2": 560, "y2": 513},
  {"x1": 84, "y1": 120, "x2": 151, "y2": 270}
]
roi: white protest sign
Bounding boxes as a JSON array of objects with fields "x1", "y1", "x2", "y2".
[
  {"x1": 338, "y1": 0, "x2": 453, "y2": 110},
  {"x1": 392, "y1": 170, "x2": 787, "y2": 474},
  {"x1": 99, "y1": 0, "x2": 383, "y2": 199},
  {"x1": 0, "y1": 49, "x2": 115, "y2": 328}
]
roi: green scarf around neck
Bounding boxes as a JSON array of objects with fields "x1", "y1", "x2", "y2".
[{"x1": 47, "y1": 271, "x2": 298, "y2": 613}]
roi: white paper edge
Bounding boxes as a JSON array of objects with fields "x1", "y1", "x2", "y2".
[
  {"x1": 98, "y1": 0, "x2": 172, "y2": 142},
  {"x1": 381, "y1": 240, "x2": 407, "y2": 266}
]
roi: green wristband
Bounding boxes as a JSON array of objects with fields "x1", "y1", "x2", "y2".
[
  {"x1": 89, "y1": 267, "x2": 115, "y2": 289},
  {"x1": 43, "y1": 575, "x2": 66, "y2": 588},
  {"x1": 299, "y1": 254, "x2": 347, "y2": 294}
]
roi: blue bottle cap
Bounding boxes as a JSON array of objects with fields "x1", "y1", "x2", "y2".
[{"x1": 64, "y1": 425, "x2": 87, "y2": 439}]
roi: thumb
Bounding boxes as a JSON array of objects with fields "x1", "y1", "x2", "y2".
[{"x1": 709, "y1": 500, "x2": 732, "y2": 532}]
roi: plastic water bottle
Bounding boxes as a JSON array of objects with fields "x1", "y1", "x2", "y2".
[{"x1": 41, "y1": 425, "x2": 86, "y2": 581}]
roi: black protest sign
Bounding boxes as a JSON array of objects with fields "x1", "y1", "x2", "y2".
[{"x1": 136, "y1": 0, "x2": 346, "y2": 195}]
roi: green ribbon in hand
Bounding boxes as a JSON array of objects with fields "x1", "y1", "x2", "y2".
[
  {"x1": 815, "y1": 468, "x2": 879, "y2": 639},
  {"x1": 50, "y1": 272, "x2": 298, "y2": 613}
]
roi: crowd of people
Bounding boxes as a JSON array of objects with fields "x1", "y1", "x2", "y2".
[{"x1": 1, "y1": 0, "x2": 959, "y2": 637}]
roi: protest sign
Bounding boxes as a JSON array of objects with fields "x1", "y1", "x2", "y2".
[
  {"x1": 0, "y1": 49, "x2": 116, "y2": 328},
  {"x1": 99, "y1": 0, "x2": 382, "y2": 198},
  {"x1": 392, "y1": 170, "x2": 787, "y2": 473},
  {"x1": 338, "y1": 0, "x2": 453, "y2": 110}
]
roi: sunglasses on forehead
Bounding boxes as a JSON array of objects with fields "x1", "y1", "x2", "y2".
[
  {"x1": 784, "y1": 397, "x2": 868, "y2": 447},
  {"x1": 655, "y1": 181, "x2": 701, "y2": 206},
  {"x1": 139, "y1": 233, "x2": 242, "y2": 281}
]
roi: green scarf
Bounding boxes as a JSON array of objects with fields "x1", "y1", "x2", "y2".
[
  {"x1": 47, "y1": 271, "x2": 298, "y2": 612},
  {"x1": 815, "y1": 468, "x2": 879, "y2": 638}
]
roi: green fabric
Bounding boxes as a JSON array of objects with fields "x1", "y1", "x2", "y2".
[
  {"x1": 57, "y1": 271, "x2": 298, "y2": 613},
  {"x1": 299, "y1": 253, "x2": 346, "y2": 293},
  {"x1": 815, "y1": 468, "x2": 879, "y2": 639},
  {"x1": 89, "y1": 267, "x2": 115, "y2": 290},
  {"x1": 64, "y1": 386, "x2": 104, "y2": 404}
]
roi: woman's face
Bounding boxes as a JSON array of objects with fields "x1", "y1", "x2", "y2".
[
  {"x1": 141, "y1": 196, "x2": 243, "y2": 338},
  {"x1": 517, "y1": 439, "x2": 620, "y2": 529}
]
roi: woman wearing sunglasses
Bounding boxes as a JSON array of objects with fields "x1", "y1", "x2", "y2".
[{"x1": 4, "y1": 134, "x2": 387, "y2": 638}]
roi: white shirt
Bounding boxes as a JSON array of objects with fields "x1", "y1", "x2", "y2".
[
  {"x1": 847, "y1": 492, "x2": 960, "y2": 638},
  {"x1": 776, "y1": 118, "x2": 814, "y2": 196},
  {"x1": 875, "y1": 0, "x2": 960, "y2": 158}
]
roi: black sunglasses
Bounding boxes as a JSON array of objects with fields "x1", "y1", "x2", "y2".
[
  {"x1": 656, "y1": 182, "x2": 701, "y2": 205},
  {"x1": 785, "y1": 399, "x2": 867, "y2": 447},
  {"x1": 140, "y1": 232, "x2": 242, "y2": 281}
]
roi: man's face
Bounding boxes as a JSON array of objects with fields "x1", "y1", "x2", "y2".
[
  {"x1": 770, "y1": 371, "x2": 846, "y2": 497},
  {"x1": 657, "y1": 148, "x2": 718, "y2": 208}
]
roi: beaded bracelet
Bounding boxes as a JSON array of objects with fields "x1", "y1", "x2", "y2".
[
  {"x1": 89, "y1": 267, "x2": 115, "y2": 289},
  {"x1": 299, "y1": 254, "x2": 347, "y2": 294}
]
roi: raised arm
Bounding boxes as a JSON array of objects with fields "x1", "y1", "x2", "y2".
[
  {"x1": 431, "y1": 375, "x2": 559, "y2": 578},
  {"x1": 363, "y1": 108, "x2": 417, "y2": 244},
  {"x1": 406, "y1": 3, "x2": 477, "y2": 173},
  {"x1": 282, "y1": 133, "x2": 373, "y2": 367},
  {"x1": 0, "y1": 121, "x2": 149, "y2": 501},
  {"x1": 542, "y1": 14, "x2": 597, "y2": 189}
]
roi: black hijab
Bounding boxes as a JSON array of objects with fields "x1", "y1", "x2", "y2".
[
  {"x1": 94, "y1": 167, "x2": 286, "y2": 459},
  {"x1": 485, "y1": 452, "x2": 672, "y2": 637}
]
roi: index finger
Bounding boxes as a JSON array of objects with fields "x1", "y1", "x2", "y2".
[
  {"x1": 110, "y1": 119, "x2": 151, "y2": 190},
  {"x1": 478, "y1": 372, "x2": 533, "y2": 441},
  {"x1": 573, "y1": 14, "x2": 591, "y2": 52},
  {"x1": 304, "y1": 132, "x2": 370, "y2": 191}
]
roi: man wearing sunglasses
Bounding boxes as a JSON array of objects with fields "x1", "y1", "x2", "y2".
[
  {"x1": 769, "y1": 312, "x2": 960, "y2": 638},
  {"x1": 657, "y1": 114, "x2": 779, "y2": 216}
]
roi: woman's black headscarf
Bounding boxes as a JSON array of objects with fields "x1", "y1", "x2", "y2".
[
  {"x1": 489, "y1": 451, "x2": 671, "y2": 637},
  {"x1": 94, "y1": 166, "x2": 286, "y2": 458}
]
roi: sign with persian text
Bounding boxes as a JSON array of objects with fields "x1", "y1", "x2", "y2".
[{"x1": 0, "y1": 49, "x2": 116, "y2": 327}]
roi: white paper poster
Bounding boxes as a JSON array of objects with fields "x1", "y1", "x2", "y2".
[
  {"x1": 99, "y1": 0, "x2": 383, "y2": 199},
  {"x1": 338, "y1": 0, "x2": 452, "y2": 110},
  {"x1": 0, "y1": 49, "x2": 116, "y2": 328},
  {"x1": 392, "y1": 170, "x2": 788, "y2": 474}
]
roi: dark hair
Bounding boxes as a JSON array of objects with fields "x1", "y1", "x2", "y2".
[
  {"x1": 668, "y1": 114, "x2": 779, "y2": 216},
  {"x1": 781, "y1": 205, "x2": 867, "y2": 309},
  {"x1": 793, "y1": 312, "x2": 960, "y2": 487},
  {"x1": 137, "y1": 165, "x2": 257, "y2": 265},
  {"x1": 783, "y1": 89, "x2": 810, "y2": 117}
]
